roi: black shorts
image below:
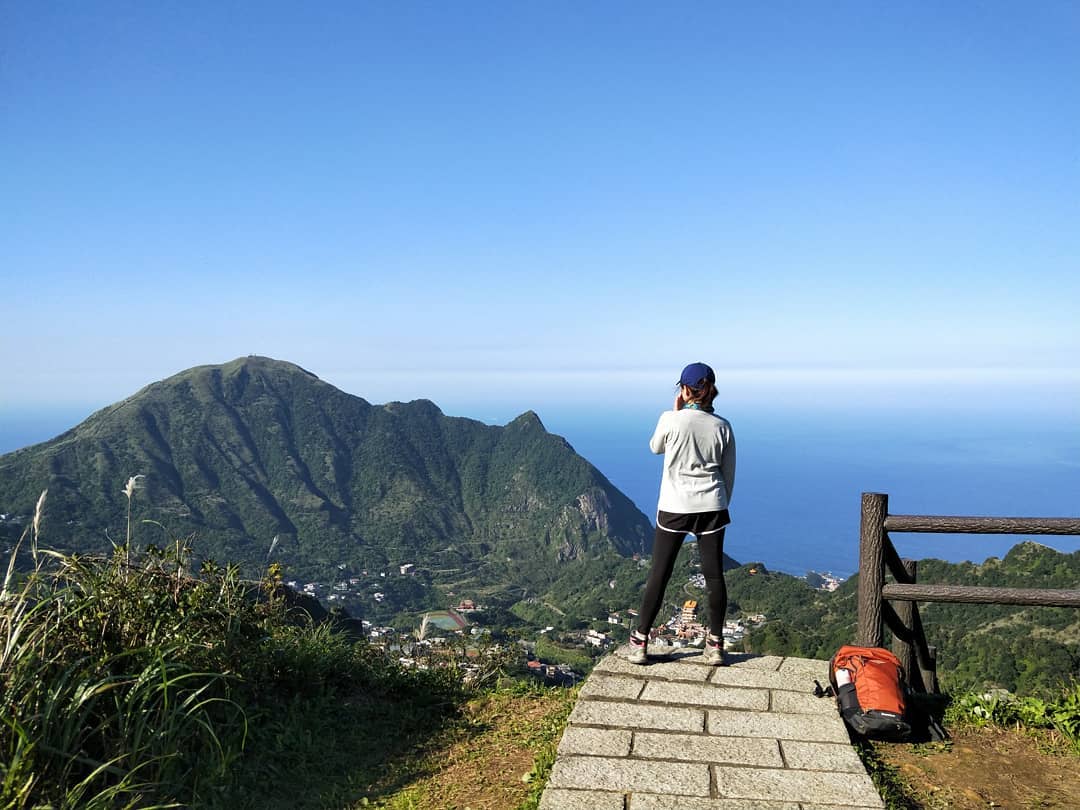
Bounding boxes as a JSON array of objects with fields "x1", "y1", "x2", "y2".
[{"x1": 656, "y1": 509, "x2": 731, "y2": 536}]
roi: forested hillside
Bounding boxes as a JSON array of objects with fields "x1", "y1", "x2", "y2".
[
  {"x1": 0, "y1": 357, "x2": 656, "y2": 622},
  {"x1": 722, "y1": 541, "x2": 1079, "y2": 695},
  {"x1": 2, "y1": 357, "x2": 1073, "y2": 694}
]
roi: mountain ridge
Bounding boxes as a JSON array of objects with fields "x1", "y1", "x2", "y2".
[{"x1": 0, "y1": 358, "x2": 657, "y2": 614}]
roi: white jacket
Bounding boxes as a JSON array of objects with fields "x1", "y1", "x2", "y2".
[{"x1": 649, "y1": 408, "x2": 736, "y2": 514}]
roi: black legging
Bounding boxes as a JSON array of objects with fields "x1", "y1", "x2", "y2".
[{"x1": 637, "y1": 527, "x2": 727, "y2": 637}]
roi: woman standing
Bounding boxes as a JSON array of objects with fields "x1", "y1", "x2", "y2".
[{"x1": 627, "y1": 362, "x2": 736, "y2": 665}]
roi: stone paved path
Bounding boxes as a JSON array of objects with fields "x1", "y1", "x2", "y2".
[{"x1": 539, "y1": 648, "x2": 884, "y2": 810}]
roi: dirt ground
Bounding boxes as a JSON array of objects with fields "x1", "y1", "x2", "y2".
[{"x1": 874, "y1": 726, "x2": 1080, "y2": 809}]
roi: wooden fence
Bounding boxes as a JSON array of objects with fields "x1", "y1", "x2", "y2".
[{"x1": 856, "y1": 492, "x2": 1080, "y2": 693}]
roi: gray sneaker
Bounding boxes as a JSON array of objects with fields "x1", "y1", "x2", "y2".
[
  {"x1": 624, "y1": 632, "x2": 648, "y2": 665},
  {"x1": 702, "y1": 638, "x2": 726, "y2": 666}
]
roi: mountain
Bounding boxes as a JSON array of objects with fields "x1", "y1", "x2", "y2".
[
  {"x1": 0, "y1": 357, "x2": 658, "y2": 617},
  {"x1": 907, "y1": 542, "x2": 1080, "y2": 695}
]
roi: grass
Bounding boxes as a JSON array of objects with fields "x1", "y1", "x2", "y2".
[
  {"x1": 0, "y1": 489, "x2": 572, "y2": 809},
  {"x1": 371, "y1": 681, "x2": 577, "y2": 810},
  {"x1": 2, "y1": 494, "x2": 245, "y2": 808},
  {"x1": 945, "y1": 683, "x2": 1080, "y2": 752}
]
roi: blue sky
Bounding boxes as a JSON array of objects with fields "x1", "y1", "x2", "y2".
[{"x1": 3, "y1": 2, "x2": 1078, "y2": 421}]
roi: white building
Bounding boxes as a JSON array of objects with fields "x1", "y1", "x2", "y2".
[{"x1": 585, "y1": 629, "x2": 609, "y2": 647}]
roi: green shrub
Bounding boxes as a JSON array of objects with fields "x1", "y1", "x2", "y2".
[
  {"x1": 945, "y1": 682, "x2": 1080, "y2": 752},
  {"x1": 0, "y1": 492, "x2": 475, "y2": 808},
  {"x1": 1, "y1": 528, "x2": 250, "y2": 806}
]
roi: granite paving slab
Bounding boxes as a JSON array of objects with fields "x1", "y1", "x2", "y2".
[
  {"x1": 540, "y1": 652, "x2": 882, "y2": 810},
  {"x1": 538, "y1": 788, "x2": 625, "y2": 810},
  {"x1": 631, "y1": 731, "x2": 782, "y2": 766},
  {"x1": 547, "y1": 755, "x2": 711, "y2": 796},
  {"x1": 777, "y1": 657, "x2": 831, "y2": 678},
  {"x1": 578, "y1": 673, "x2": 646, "y2": 700},
  {"x1": 707, "y1": 666, "x2": 818, "y2": 691},
  {"x1": 632, "y1": 798, "x2": 800, "y2": 810},
  {"x1": 729, "y1": 655, "x2": 786, "y2": 671},
  {"x1": 568, "y1": 699, "x2": 705, "y2": 732},
  {"x1": 640, "y1": 679, "x2": 771, "y2": 711},
  {"x1": 595, "y1": 652, "x2": 715, "y2": 682},
  {"x1": 712, "y1": 764, "x2": 883, "y2": 806},
  {"x1": 707, "y1": 708, "x2": 852, "y2": 743},
  {"x1": 779, "y1": 740, "x2": 869, "y2": 774},
  {"x1": 556, "y1": 726, "x2": 632, "y2": 757},
  {"x1": 770, "y1": 688, "x2": 841, "y2": 715}
]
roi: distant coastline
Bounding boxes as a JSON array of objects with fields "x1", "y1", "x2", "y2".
[
  {"x1": 4, "y1": 402, "x2": 1079, "y2": 578},
  {"x1": 0, "y1": 406, "x2": 101, "y2": 455}
]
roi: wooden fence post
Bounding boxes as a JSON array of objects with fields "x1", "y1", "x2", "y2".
[
  {"x1": 923, "y1": 644, "x2": 939, "y2": 694},
  {"x1": 858, "y1": 492, "x2": 888, "y2": 647},
  {"x1": 891, "y1": 559, "x2": 924, "y2": 691}
]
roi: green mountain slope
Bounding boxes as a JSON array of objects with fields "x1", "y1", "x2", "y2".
[
  {"x1": 0, "y1": 357, "x2": 654, "y2": 614},
  {"x1": 728, "y1": 542, "x2": 1080, "y2": 695},
  {"x1": 913, "y1": 542, "x2": 1080, "y2": 694}
]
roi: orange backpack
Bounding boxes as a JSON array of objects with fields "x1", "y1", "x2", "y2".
[{"x1": 829, "y1": 645, "x2": 911, "y2": 740}]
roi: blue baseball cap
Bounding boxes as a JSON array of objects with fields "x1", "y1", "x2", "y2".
[{"x1": 678, "y1": 362, "x2": 715, "y2": 389}]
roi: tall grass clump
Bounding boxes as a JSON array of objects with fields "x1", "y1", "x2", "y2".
[
  {"x1": 0, "y1": 492, "x2": 253, "y2": 808},
  {"x1": 1, "y1": 489, "x2": 489, "y2": 809}
]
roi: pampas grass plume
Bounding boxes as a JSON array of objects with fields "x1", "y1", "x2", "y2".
[{"x1": 31, "y1": 489, "x2": 47, "y2": 561}]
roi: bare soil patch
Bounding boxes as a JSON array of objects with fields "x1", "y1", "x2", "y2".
[{"x1": 874, "y1": 726, "x2": 1080, "y2": 808}]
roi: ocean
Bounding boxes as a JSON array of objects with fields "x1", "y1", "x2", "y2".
[
  {"x1": 542, "y1": 405, "x2": 1080, "y2": 578},
  {"x1": 3, "y1": 401, "x2": 1078, "y2": 578}
]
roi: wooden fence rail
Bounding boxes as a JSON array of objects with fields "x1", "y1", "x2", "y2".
[
  {"x1": 881, "y1": 583, "x2": 1080, "y2": 607},
  {"x1": 857, "y1": 492, "x2": 1080, "y2": 694},
  {"x1": 884, "y1": 515, "x2": 1080, "y2": 535}
]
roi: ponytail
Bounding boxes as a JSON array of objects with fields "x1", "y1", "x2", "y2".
[{"x1": 684, "y1": 383, "x2": 718, "y2": 412}]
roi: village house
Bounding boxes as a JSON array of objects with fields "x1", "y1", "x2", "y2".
[{"x1": 585, "y1": 629, "x2": 609, "y2": 647}]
